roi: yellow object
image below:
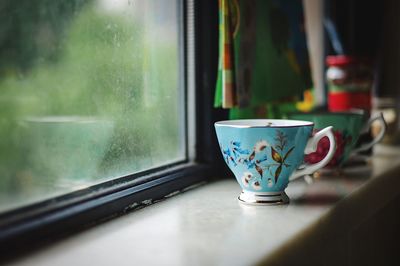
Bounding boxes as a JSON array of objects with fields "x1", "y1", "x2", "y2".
[{"x1": 296, "y1": 89, "x2": 314, "y2": 112}]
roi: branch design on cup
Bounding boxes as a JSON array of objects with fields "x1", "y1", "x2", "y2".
[
  {"x1": 271, "y1": 130, "x2": 295, "y2": 183},
  {"x1": 220, "y1": 130, "x2": 296, "y2": 187}
]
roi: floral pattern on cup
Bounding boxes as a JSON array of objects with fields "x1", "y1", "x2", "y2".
[
  {"x1": 304, "y1": 129, "x2": 352, "y2": 167},
  {"x1": 241, "y1": 172, "x2": 252, "y2": 187},
  {"x1": 220, "y1": 130, "x2": 295, "y2": 188}
]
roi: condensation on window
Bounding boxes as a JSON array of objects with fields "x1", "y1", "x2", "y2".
[{"x1": 0, "y1": 0, "x2": 184, "y2": 213}]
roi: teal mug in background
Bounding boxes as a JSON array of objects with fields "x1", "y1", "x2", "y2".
[
  {"x1": 19, "y1": 116, "x2": 114, "y2": 184},
  {"x1": 214, "y1": 119, "x2": 336, "y2": 205},
  {"x1": 288, "y1": 110, "x2": 386, "y2": 168}
]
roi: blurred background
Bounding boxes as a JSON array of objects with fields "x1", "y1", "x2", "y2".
[
  {"x1": 2, "y1": 0, "x2": 400, "y2": 216},
  {"x1": 0, "y1": 0, "x2": 184, "y2": 212}
]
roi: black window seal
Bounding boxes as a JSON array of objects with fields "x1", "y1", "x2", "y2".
[
  {"x1": 0, "y1": 163, "x2": 216, "y2": 255},
  {"x1": 0, "y1": 0, "x2": 227, "y2": 259}
]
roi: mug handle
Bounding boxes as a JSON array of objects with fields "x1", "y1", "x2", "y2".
[
  {"x1": 289, "y1": 126, "x2": 336, "y2": 181},
  {"x1": 351, "y1": 112, "x2": 386, "y2": 155}
]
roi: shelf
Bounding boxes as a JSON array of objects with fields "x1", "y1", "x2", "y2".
[{"x1": 7, "y1": 145, "x2": 400, "y2": 266}]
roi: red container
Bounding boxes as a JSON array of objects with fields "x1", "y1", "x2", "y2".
[
  {"x1": 326, "y1": 55, "x2": 373, "y2": 111},
  {"x1": 328, "y1": 91, "x2": 371, "y2": 111}
]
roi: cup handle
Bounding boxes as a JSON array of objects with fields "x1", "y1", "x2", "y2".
[
  {"x1": 351, "y1": 112, "x2": 387, "y2": 155},
  {"x1": 289, "y1": 126, "x2": 336, "y2": 181}
]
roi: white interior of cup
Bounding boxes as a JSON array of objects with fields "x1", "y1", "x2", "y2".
[{"x1": 215, "y1": 119, "x2": 314, "y2": 128}]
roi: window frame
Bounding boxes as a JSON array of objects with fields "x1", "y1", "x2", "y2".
[{"x1": 0, "y1": 0, "x2": 226, "y2": 257}]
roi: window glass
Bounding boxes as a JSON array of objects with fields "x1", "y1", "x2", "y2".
[{"x1": 0, "y1": 0, "x2": 185, "y2": 213}]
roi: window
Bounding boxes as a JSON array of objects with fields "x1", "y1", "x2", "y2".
[
  {"x1": 1, "y1": 0, "x2": 187, "y2": 214},
  {"x1": 0, "y1": 0, "x2": 222, "y2": 251}
]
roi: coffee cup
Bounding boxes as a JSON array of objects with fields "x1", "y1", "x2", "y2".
[
  {"x1": 288, "y1": 110, "x2": 386, "y2": 168},
  {"x1": 215, "y1": 119, "x2": 336, "y2": 205},
  {"x1": 19, "y1": 116, "x2": 114, "y2": 182}
]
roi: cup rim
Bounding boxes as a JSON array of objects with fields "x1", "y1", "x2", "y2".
[
  {"x1": 288, "y1": 109, "x2": 366, "y2": 117},
  {"x1": 214, "y1": 119, "x2": 314, "y2": 128}
]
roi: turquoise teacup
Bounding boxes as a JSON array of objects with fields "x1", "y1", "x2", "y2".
[
  {"x1": 288, "y1": 110, "x2": 386, "y2": 168},
  {"x1": 19, "y1": 116, "x2": 114, "y2": 182},
  {"x1": 215, "y1": 119, "x2": 336, "y2": 205}
]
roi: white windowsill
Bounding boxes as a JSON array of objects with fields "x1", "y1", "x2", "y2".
[{"x1": 7, "y1": 144, "x2": 400, "y2": 266}]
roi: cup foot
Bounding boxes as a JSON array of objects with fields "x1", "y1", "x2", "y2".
[{"x1": 238, "y1": 191, "x2": 289, "y2": 206}]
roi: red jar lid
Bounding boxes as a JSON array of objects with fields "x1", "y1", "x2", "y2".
[
  {"x1": 326, "y1": 55, "x2": 358, "y2": 66},
  {"x1": 326, "y1": 55, "x2": 372, "y2": 67}
]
